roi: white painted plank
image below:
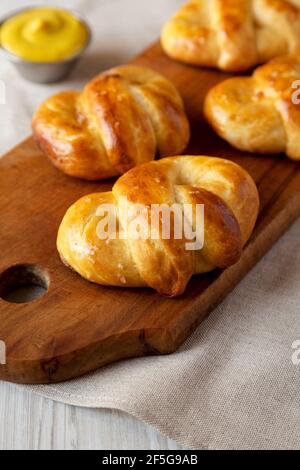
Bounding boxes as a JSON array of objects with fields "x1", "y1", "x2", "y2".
[{"x1": 0, "y1": 382, "x2": 185, "y2": 450}]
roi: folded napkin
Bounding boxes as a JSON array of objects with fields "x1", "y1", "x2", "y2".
[{"x1": 1, "y1": 0, "x2": 300, "y2": 450}]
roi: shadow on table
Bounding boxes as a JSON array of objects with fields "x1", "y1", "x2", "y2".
[{"x1": 69, "y1": 49, "x2": 130, "y2": 85}]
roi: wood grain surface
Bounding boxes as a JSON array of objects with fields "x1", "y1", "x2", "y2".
[
  {"x1": 1, "y1": 41, "x2": 300, "y2": 384},
  {"x1": 0, "y1": 382, "x2": 184, "y2": 450}
]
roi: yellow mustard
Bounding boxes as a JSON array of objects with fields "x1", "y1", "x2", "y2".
[{"x1": 0, "y1": 7, "x2": 89, "y2": 62}]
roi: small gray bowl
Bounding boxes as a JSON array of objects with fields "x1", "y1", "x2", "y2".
[{"x1": 0, "y1": 7, "x2": 92, "y2": 83}]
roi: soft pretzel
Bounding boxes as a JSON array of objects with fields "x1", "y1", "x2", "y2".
[
  {"x1": 32, "y1": 65, "x2": 190, "y2": 181},
  {"x1": 57, "y1": 156, "x2": 259, "y2": 297},
  {"x1": 204, "y1": 55, "x2": 300, "y2": 159},
  {"x1": 161, "y1": 0, "x2": 300, "y2": 72}
]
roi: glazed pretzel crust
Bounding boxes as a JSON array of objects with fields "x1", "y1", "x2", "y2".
[
  {"x1": 204, "y1": 55, "x2": 300, "y2": 159},
  {"x1": 161, "y1": 0, "x2": 300, "y2": 71},
  {"x1": 57, "y1": 156, "x2": 259, "y2": 297},
  {"x1": 32, "y1": 66, "x2": 190, "y2": 180}
]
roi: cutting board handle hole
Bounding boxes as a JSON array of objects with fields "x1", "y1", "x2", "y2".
[{"x1": 0, "y1": 264, "x2": 50, "y2": 304}]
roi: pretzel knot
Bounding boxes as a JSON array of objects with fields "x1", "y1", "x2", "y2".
[
  {"x1": 161, "y1": 0, "x2": 300, "y2": 71},
  {"x1": 205, "y1": 55, "x2": 300, "y2": 160},
  {"x1": 57, "y1": 156, "x2": 259, "y2": 297},
  {"x1": 32, "y1": 65, "x2": 190, "y2": 181}
]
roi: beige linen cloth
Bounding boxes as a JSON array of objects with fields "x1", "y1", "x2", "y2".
[{"x1": 1, "y1": 0, "x2": 300, "y2": 450}]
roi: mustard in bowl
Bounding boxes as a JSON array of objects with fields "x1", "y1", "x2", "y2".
[{"x1": 0, "y1": 7, "x2": 91, "y2": 83}]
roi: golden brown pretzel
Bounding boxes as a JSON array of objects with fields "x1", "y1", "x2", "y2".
[
  {"x1": 32, "y1": 66, "x2": 190, "y2": 180},
  {"x1": 57, "y1": 156, "x2": 259, "y2": 297},
  {"x1": 204, "y1": 55, "x2": 300, "y2": 159},
  {"x1": 161, "y1": 0, "x2": 300, "y2": 71}
]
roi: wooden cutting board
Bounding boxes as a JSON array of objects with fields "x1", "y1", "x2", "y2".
[{"x1": 1, "y1": 42, "x2": 300, "y2": 384}]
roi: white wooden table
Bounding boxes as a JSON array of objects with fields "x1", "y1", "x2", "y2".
[
  {"x1": 0, "y1": 382, "x2": 184, "y2": 450},
  {"x1": 0, "y1": 0, "x2": 186, "y2": 450}
]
